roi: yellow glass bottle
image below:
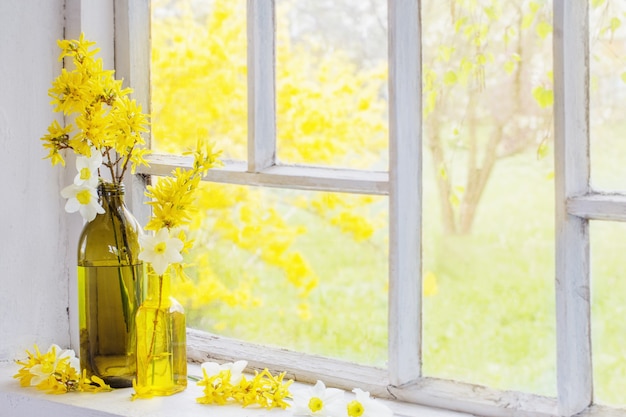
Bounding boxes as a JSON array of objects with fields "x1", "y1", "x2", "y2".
[
  {"x1": 77, "y1": 182, "x2": 145, "y2": 388},
  {"x1": 135, "y1": 269, "x2": 187, "y2": 395}
]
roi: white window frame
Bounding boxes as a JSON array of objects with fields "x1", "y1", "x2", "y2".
[{"x1": 114, "y1": 1, "x2": 624, "y2": 416}]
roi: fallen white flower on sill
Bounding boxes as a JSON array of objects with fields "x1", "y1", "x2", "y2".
[
  {"x1": 292, "y1": 379, "x2": 343, "y2": 416},
  {"x1": 200, "y1": 360, "x2": 248, "y2": 385}
]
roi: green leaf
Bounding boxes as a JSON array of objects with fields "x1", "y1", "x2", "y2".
[
  {"x1": 444, "y1": 70, "x2": 458, "y2": 85},
  {"x1": 455, "y1": 17, "x2": 468, "y2": 33},
  {"x1": 536, "y1": 21, "x2": 553, "y2": 40},
  {"x1": 591, "y1": 0, "x2": 606, "y2": 8},
  {"x1": 504, "y1": 61, "x2": 516, "y2": 75},
  {"x1": 532, "y1": 86, "x2": 554, "y2": 109},
  {"x1": 438, "y1": 164, "x2": 448, "y2": 180},
  {"x1": 484, "y1": 6, "x2": 499, "y2": 21},
  {"x1": 529, "y1": 1, "x2": 541, "y2": 14},
  {"x1": 424, "y1": 90, "x2": 437, "y2": 117},
  {"x1": 522, "y1": 14, "x2": 534, "y2": 30},
  {"x1": 438, "y1": 45, "x2": 455, "y2": 62},
  {"x1": 460, "y1": 57, "x2": 474, "y2": 76},
  {"x1": 620, "y1": 72, "x2": 626, "y2": 84},
  {"x1": 536, "y1": 140, "x2": 549, "y2": 160},
  {"x1": 504, "y1": 27, "x2": 517, "y2": 46},
  {"x1": 610, "y1": 17, "x2": 621, "y2": 32},
  {"x1": 449, "y1": 193, "x2": 460, "y2": 207}
]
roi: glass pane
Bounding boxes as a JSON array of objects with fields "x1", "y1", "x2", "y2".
[
  {"x1": 275, "y1": 0, "x2": 388, "y2": 170},
  {"x1": 151, "y1": 0, "x2": 247, "y2": 159},
  {"x1": 590, "y1": 1, "x2": 626, "y2": 190},
  {"x1": 591, "y1": 221, "x2": 626, "y2": 407},
  {"x1": 421, "y1": 0, "x2": 556, "y2": 395},
  {"x1": 171, "y1": 181, "x2": 388, "y2": 366}
]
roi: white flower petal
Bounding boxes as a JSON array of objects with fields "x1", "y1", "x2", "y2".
[
  {"x1": 138, "y1": 234, "x2": 154, "y2": 251},
  {"x1": 28, "y1": 364, "x2": 48, "y2": 386},
  {"x1": 64, "y1": 198, "x2": 80, "y2": 213},
  {"x1": 230, "y1": 360, "x2": 248, "y2": 375},
  {"x1": 150, "y1": 255, "x2": 169, "y2": 276},
  {"x1": 200, "y1": 360, "x2": 248, "y2": 385},
  {"x1": 168, "y1": 236, "x2": 184, "y2": 252},
  {"x1": 60, "y1": 183, "x2": 78, "y2": 199},
  {"x1": 138, "y1": 228, "x2": 184, "y2": 275},
  {"x1": 163, "y1": 243, "x2": 183, "y2": 264},
  {"x1": 292, "y1": 380, "x2": 344, "y2": 417},
  {"x1": 155, "y1": 228, "x2": 169, "y2": 241},
  {"x1": 346, "y1": 388, "x2": 393, "y2": 417},
  {"x1": 201, "y1": 361, "x2": 221, "y2": 376},
  {"x1": 79, "y1": 198, "x2": 104, "y2": 222}
]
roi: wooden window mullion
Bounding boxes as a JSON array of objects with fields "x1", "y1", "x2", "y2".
[
  {"x1": 388, "y1": 0, "x2": 422, "y2": 386},
  {"x1": 247, "y1": 0, "x2": 276, "y2": 172},
  {"x1": 553, "y1": 1, "x2": 592, "y2": 415}
]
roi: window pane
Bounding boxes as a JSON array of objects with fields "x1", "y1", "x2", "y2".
[
  {"x1": 421, "y1": 0, "x2": 556, "y2": 395},
  {"x1": 151, "y1": 0, "x2": 247, "y2": 159},
  {"x1": 275, "y1": 0, "x2": 388, "y2": 170},
  {"x1": 590, "y1": 1, "x2": 626, "y2": 190},
  {"x1": 591, "y1": 221, "x2": 626, "y2": 407},
  {"x1": 171, "y1": 181, "x2": 388, "y2": 366}
]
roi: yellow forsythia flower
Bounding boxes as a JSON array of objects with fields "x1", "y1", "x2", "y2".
[
  {"x1": 196, "y1": 361, "x2": 292, "y2": 409},
  {"x1": 13, "y1": 344, "x2": 112, "y2": 394}
]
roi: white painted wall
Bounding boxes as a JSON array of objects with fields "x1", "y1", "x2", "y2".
[
  {"x1": 0, "y1": 0, "x2": 116, "y2": 362},
  {"x1": 0, "y1": 0, "x2": 72, "y2": 361}
]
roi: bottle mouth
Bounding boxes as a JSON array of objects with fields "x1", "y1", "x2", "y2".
[{"x1": 97, "y1": 181, "x2": 125, "y2": 196}]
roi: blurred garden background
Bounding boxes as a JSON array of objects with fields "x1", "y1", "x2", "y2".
[{"x1": 149, "y1": 0, "x2": 626, "y2": 406}]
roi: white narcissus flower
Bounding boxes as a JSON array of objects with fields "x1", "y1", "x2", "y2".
[
  {"x1": 332, "y1": 388, "x2": 394, "y2": 417},
  {"x1": 73, "y1": 150, "x2": 102, "y2": 187},
  {"x1": 138, "y1": 228, "x2": 184, "y2": 276},
  {"x1": 292, "y1": 380, "x2": 344, "y2": 416},
  {"x1": 201, "y1": 360, "x2": 248, "y2": 385},
  {"x1": 61, "y1": 183, "x2": 104, "y2": 222},
  {"x1": 29, "y1": 344, "x2": 80, "y2": 386}
]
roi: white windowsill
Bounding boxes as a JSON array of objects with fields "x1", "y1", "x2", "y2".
[{"x1": 0, "y1": 362, "x2": 472, "y2": 417}]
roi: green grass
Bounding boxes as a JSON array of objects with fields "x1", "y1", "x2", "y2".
[{"x1": 420, "y1": 150, "x2": 556, "y2": 395}]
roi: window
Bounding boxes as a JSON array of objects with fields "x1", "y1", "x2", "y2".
[{"x1": 113, "y1": 0, "x2": 626, "y2": 415}]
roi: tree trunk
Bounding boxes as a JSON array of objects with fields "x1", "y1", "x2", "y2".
[
  {"x1": 459, "y1": 124, "x2": 503, "y2": 234},
  {"x1": 426, "y1": 117, "x2": 457, "y2": 234}
]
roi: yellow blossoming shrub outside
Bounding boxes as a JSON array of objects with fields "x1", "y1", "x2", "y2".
[{"x1": 151, "y1": 0, "x2": 391, "y2": 366}]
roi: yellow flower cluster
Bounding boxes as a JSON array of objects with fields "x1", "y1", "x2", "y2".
[
  {"x1": 13, "y1": 344, "x2": 111, "y2": 394},
  {"x1": 141, "y1": 140, "x2": 222, "y2": 280},
  {"x1": 144, "y1": 140, "x2": 221, "y2": 233},
  {"x1": 197, "y1": 367, "x2": 292, "y2": 409},
  {"x1": 41, "y1": 33, "x2": 149, "y2": 184}
]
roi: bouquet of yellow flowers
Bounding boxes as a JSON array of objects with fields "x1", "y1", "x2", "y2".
[{"x1": 40, "y1": 33, "x2": 150, "y2": 222}]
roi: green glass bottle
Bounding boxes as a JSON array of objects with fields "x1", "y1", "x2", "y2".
[
  {"x1": 77, "y1": 182, "x2": 145, "y2": 388},
  {"x1": 135, "y1": 269, "x2": 187, "y2": 396}
]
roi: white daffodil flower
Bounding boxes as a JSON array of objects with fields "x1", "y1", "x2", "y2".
[
  {"x1": 61, "y1": 183, "x2": 104, "y2": 222},
  {"x1": 292, "y1": 380, "x2": 344, "y2": 416},
  {"x1": 332, "y1": 388, "x2": 394, "y2": 417},
  {"x1": 29, "y1": 344, "x2": 80, "y2": 386},
  {"x1": 56, "y1": 346, "x2": 80, "y2": 372},
  {"x1": 201, "y1": 360, "x2": 248, "y2": 385},
  {"x1": 73, "y1": 150, "x2": 102, "y2": 187},
  {"x1": 138, "y1": 228, "x2": 184, "y2": 276}
]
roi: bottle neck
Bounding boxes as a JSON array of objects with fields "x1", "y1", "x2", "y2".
[
  {"x1": 98, "y1": 182, "x2": 126, "y2": 210},
  {"x1": 145, "y1": 271, "x2": 172, "y2": 307}
]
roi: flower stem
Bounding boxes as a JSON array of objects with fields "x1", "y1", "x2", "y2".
[{"x1": 146, "y1": 274, "x2": 164, "y2": 366}]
